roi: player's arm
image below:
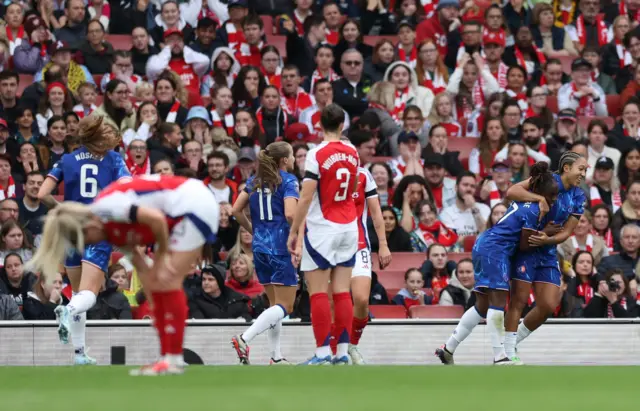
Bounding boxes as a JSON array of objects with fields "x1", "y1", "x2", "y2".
[
  {"x1": 37, "y1": 177, "x2": 60, "y2": 208},
  {"x1": 505, "y1": 178, "x2": 549, "y2": 220},
  {"x1": 231, "y1": 191, "x2": 252, "y2": 233},
  {"x1": 287, "y1": 178, "x2": 316, "y2": 264},
  {"x1": 133, "y1": 206, "x2": 170, "y2": 256},
  {"x1": 284, "y1": 197, "x2": 297, "y2": 225},
  {"x1": 367, "y1": 196, "x2": 391, "y2": 269},
  {"x1": 529, "y1": 214, "x2": 580, "y2": 247}
]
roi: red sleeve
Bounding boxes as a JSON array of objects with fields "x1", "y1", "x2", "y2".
[{"x1": 416, "y1": 20, "x2": 432, "y2": 45}]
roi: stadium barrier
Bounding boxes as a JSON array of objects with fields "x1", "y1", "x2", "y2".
[{"x1": 1, "y1": 319, "x2": 638, "y2": 366}]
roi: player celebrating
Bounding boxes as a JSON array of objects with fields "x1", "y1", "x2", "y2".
[
  {"x1": 230, "y1": 141, "x2": 299, "y2": 365},
  {"x1": 435, "y1": 163, "x2": 558, "y2": 365},
  {"x1": 36, "y1": 115, "x2": 128, "y2": 365},
  {"x1": 287, "y1": 104, "x2": 359, "y2": 365},
  {"x1": 346, "y1": 130, "x2": 392, "y2": 365},
  {"x1": 503, "y1": 151, "x2": 586, "y2": 364},
  {"x1": 28, "y1": 175, "x2": 219, "y2": 375}
]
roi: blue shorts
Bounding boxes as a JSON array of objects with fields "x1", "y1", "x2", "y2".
[
  {"x1": 511, "y1": 252, "x2": 537, "y2": 283},
  {"x1": 254, "y1": 252, "x2": 298, "y2": 286},
  {"x1": 473, "y1": 253, "x2": 510, "y2": 292},
  {"x1": 512, "y1": 252, "x2": 561, "y2": 287},
  {"x1": 64, "y1": 241, "x2": 112, "y2": 273}
]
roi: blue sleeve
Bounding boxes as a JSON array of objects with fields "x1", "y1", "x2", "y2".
[
  {"x1": 82, "y1": 66, "x2": 96, "y2": 84},
  {"x1": 244, "y1": 177, "x2": 253, "y2": 194},
  {"x1": 521, "y1": 205, "x2": 540, "y2": 230},
  {"x1": 283, "y1": 175, "x2": 299, "y2": 199},
  {"x1": 47, "y1": 156, "x2": 64, "y2": 182},
  {"x1": 573, "y1": 188, "x2": 586, "y2": 217},
  {"x1": 112, "y1": 153, "x2": 131, "y2": 181}
]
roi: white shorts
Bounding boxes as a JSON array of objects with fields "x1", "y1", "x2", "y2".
[
  {"x1": 300, "y1": 227, "x2": 358, "y2": 272},
  {"x1": 352, "y1": 249, "x2": 372, "y2": 278},
  {"x1": 170, "y1": 181, "x2": 220, "y2": 252}
]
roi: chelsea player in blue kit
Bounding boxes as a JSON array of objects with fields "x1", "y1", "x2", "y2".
[
  {"x1": 436, "y1": 163, "x2": 558, "y2": 365},
  {"x1": 230, "y1": 142, "x2": 299, "y2": 365},
  {"x1": 503, "y1": 151, "x2": 587, "y2": 363},
  {"x1": 36, "y1": 116, "x2": 129, "y2": 365}
]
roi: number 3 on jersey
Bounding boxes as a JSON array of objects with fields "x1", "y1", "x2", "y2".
[
  {"x1": 80, "y1": 164, "x2": 99, "y2": 198},
  {"x1": 335, "y1": 168, "x2": 351, "y2": 201}
]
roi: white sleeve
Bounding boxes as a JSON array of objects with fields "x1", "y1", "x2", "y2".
[
  {"x1": 526, "y1": 147, "x2": 551, "y2": 164},
  {"x1": 439, "y1": 207, "x2": 455, "y2": 228},
  {"x1": 479, "y1": 67, "x2": 500, "y2": 95},
  {"x1": 207, "y1": 0, "x2": 229, "y2": 24},
  {"x1": 565, "y1": 25, "x2": 578, "y2": 42},
  {"x1": 122, "y1": 122, "x2": 152, "y2": 147},
  {"x1": 90, "y1": 192, "x2": 134, "y2": 222},
  {"x1": 445, "y1": 66, "x2": 464, "y2": 95},
  {"x1": 36, "y1": 114, "x2": 48, "y2": 136},
  {"x1": 494, "y1": 145, "x2": 508, "y2": 161},
  {"x1": 100, "y1": 74, "x2": 109, "y2": 93},
  {"x1": 304, "y1": 149, "x2": 319, "y2": 179},
  {"x1": 478, "y1": 203, "x2": 491, "y2": 221},
  {"x1": 146, "y1": 47, "x2": 172, "y2": 81},
  {"x1": 180, "y1": 0, "x2": 200, "y2": 28},
  {"x1": 299, "y1": 109, "x2": 313, "y2": 133},
  {"x1": 183, "y1": 46, "x2": 210, "y2": 78},
  {"x1": 593, "y1": 84, "x2": 608, "y2": 116},
  {"x1": 363, "y1": 169, "x2": 377, "y2": 197},
  {"x1": 468, "y1": 148, "x2": 480, "y2": 175},
  {"x1": 557, "y1": 84, "x2": 579, "y2": 111}
]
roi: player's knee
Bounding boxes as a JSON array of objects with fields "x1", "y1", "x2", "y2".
[{"x1": 353, "y1": 293, "x2": 369, "y2": 310}]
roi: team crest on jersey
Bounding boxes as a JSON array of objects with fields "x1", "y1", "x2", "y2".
[
  {"x1": 520, "y1": 265, "x2": 526, "y2": 273},
  {"x1": 352, "y1": 192, "x2": 359, "y2": 199}
]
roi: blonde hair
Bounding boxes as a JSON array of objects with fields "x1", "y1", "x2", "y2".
[
  {"x1": 254, "y1": 142, "x2": 292, "y2": 193},
  {"x1": 135, "y1": 81, "x2": 154, "y2": 99},
  {"x1": 367, "y1": 81, "x2": 396, "y2": 112},
  {"x1": 228, "y1": 252, "x2": 254, "y2": 280},
  {"x1": 227, "y1": 226, "x2": 252, "y2": 264},
  {"x1": 79, "y1": 115, "x2": 122, "y2": 156},
  {"x1": 26, "y1": 202, "x2": 94, "y2": 283},
  {"x1": 427, "y1": 92, "x2": 453, "y2": 125}
]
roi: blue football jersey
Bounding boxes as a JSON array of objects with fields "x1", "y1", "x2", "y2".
[
  {"x1": 245, "y1": 170, "x2": 299, "y2": 256},
  {"x1": 474, "y1": 201, "x2": 545, "y2": 258},
  {"x1": 537, "y1": 173, "x2": 586, "y2": 261},
  {"x1": 48, "y1": 147, "x2": 130, "y2": 204}
]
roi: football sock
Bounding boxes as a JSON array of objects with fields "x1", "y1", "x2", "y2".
[
  {"x1": 151, "y1": 291, "x2": 168, "y2": 357},
  {"x1": 504, "y1": 332, "x2": 518, "y2": 358},
  {"x1": 329, "y1": 323, "x2": 337, "y2": 355},
  {"x1": 350, "y1": 315, "x2": 369, "y2": 346},
  {"x1": 516, "y1": 323, "x2": 532, "y2": 345},
  {"x1": 310, "y1": 293, "x2": 332, "y2": 358},
  {"x1": 70, "y1": 299, "x2": 86, "y2": 355},
  {"x1": 487, "y1": 306, "x2": 506, "y2": 361},
  {"x1": 242, "y1": 304, "x2": 287, "y2": 343},
  {"x1": 268, "y1": 319, "x2": 283, "y2": 361},
  {"x1": 332, "y1": 292, "x2": 353, "y2": 359},
  {"x1": 66, "y1": 290, "x2": 96, "y2": 316},
  {"x1": 445, "y1": 305, "x2": 484, "y2": 353}
]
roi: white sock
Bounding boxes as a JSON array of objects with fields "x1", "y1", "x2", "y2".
[
  {"x1": 268, "y1": 321, "x2": 283, "y2": 360},
  {"x1": 241, "y1": 304, "x2": 286, "y2": 343},
  {"x1": 504, "y1": 332, "x2": 517, "y2": 358},
  {"x1": 445, "y1": 306, "x2": 484, "y2": 353},
  {"x1": 516, "y1": 322, "x2": 532, "y2": 345},
  {"x1": 165, "y1": 354, "x2": 183, "y2": 366},
  {"x1": 66, "y1": 290, "x2": 97, "y2": 316},
  {"x1": 71, "y1": 310, "x2": 87, "y2": 355},
  {"x1": 487, "y1": 307, "x2": 506, "y2": 361},
  {"x1": 315, "y1": 345, "x2": 331, "y2": 358},
  {"x1": 336, "y1": 342, "x2": 348, "y2": 358}
]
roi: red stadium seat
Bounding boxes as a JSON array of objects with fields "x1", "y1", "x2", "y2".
[
  {"x1": 377, "y1": 270, "x2": 407, "y2": 289},
  {"x1": 363, "y1": 35, "x2": 396, "y2": 47},
  {"x1": 17, "y1": 74, "x2": 33, "y2": 96},
  {"x1": 266, "y1": 35, "x2": 286, "y2": 59},
  {"x1": 409, "y1": 305, "x2": 464, "y2": 319},
  {"x1": 557, "y1": 55, "x2": 573, "y2": 74},
  {"x1": 93, "y1": 74, "x2": 103, "y2": 89},
  {"x1": 372, "y1": 252, "x2": 425, "y2": 271},
  {"x1": 547, "y1": 96, "x2": 558, "y2": 113},
  {"x1": 106, "y1": 34, "x2": 133, "y2": 50},
  {"x1": 111, "y1": 251, "x2": 124, "y2": 264},
  {"x1": 261, "y1": 15, "x2": 274, "y2": 35},
  {"x1": 606, "y1": 95, "x2": 621, "y2": 118},
  {"x1": 578, "y1": 116, "x2": 615, "y2": 131},
  {"x1": 370, "y1": 156, "x2": 392, "y2": 163},
  {"x1": 385, "y1": 288, "x2": 400, "y2": 301},
  {"x1": 369, "y1": 305, "x2": 407, "y2": 319},
  {"x1": 463, "y1": 235, "x2": 476, "y2": 252},
  {"x1": 449, "y1": 252, "x2": 471, "y2": 262},
  {"x1": 447, "y1": 137, "x2": 477, "y2": 170}
]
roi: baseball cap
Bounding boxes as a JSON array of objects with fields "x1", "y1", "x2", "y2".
[
  {"x1": 397, "y1": 130, "x2": 420, "y2": 144},
  {"x1": 197, "y1": 17, "x2": 219, "y2": 29},
  {"x1": 437, "y1": 0, "x2": 460, "y2": 10},
  {"x1": 571, "y1": 58, "x2": 592, "y2": 71},
  {"x1": 423, "y1": 153, "x2": 445, "y2": 168},
  {"x1": 0, "y1": 118, "x2": 8, "y2": 130},
  {"x1": 47, "y1": 40, "x2": 73, "y2": 55},
  {"x1": 228, "y1": 0, "x2": 249, "y2": 8},
  {"x1": 492, "y1": 159, "x2": 511, "y2": 170},
  {"x1": 24, "y1": 15, "x2": 45, "y2": 36},
  {"x1": 163, "y1": 28, "x2": 183, "y2": 39},
  {"x1": 483, "y1": 31, "x2": 506, "y2": 47},
  {"x1": 185, "y1": 106, "x2": 212, "y2": 126},
  {"x1": 397, "y1": 18, "x2": 415, "y2": 31},
  {"x1": 595, "y1": 156, "x2": 614, "y2": 170},
  {"x1": 557, "y1": 108, "x2": 577, "y2": 122},
  {"x1": 238, "y1": 147, "x2": 257, "y2": 162},
  {"x1": 285, "y1": 123, "x2": 313, "y2": 142}
]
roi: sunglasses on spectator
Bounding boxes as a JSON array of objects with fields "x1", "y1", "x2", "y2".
[{"x1": 344, "y1": 60, "x2": 362, "y2": 67}]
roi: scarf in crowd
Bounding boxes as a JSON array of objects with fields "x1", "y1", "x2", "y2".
[
  {"x1": 615, "y1": 39, "x2": 633, "y2": 68},
  {"x1": 554, "y1": 1, "x2": 576, "y2": 28},
  {"x1": 42, "y1": 61, "x2": 86, "y2": 93},
  {"x1": 487, "y1": 180, "x2": 502, "y2": 207},
  {"x1": 263, "y1": 66, "x2": 282, "y2": 89},
  {"x1": 514, "y1": 45, "x2": 546, "y2": 73},
  {"x1": 577, "y1": 282, "x2": 594, "y2": 305},
  {"x1": 589, "y1": 185, "x2": 621, "y2": 212},
  {"x1": 309, "y1": 68, "x2": 340, "y2": 93},
  {"x1": 570, "y1": 234, "x2": 593, "y2": 252},
  {"x1": 393, "y1": 88, "x2": 410, "y2": 123},
  {"x1": 416, "y1": 220, "x2": 458, "y2": 249},
  {"x1": 210, "y1": 107, "x2": 235, "y2": 135},
  {"x1": 225, "y1": 21, "x2": 245, "y2": 51},
  {"x1": 324, "y1": 28, "x2": 339, "y2": 45},
  {"x1": 102, "y1": 73, "x2": 141, "y2": 87},
  {"x1": 293, "y1": 9, "x2": 309, "y2": 35},
  {"x1": 593, "y1": 228, "x2": 614, "y2": 252},
  {"x1": 397, "y1": 44, "x2": 417, "y2": 68},
  {"x1": 236, "y1": 41, "x2": 264, "y2": 67},
  {"x1": 72, "y1": 103, "x2": 97, "y2": 119},
  {"x1": 255, "y1": 106, "x2": 289, "y2": 134},
  {"x1": 164, "y1": 100, "x2": 181, "y2": 123},
  {"x1": 571, "y1": 82, "x2": 595, "y2": 116},
  {"x1": 620, "y1": 0, "x2": 640, "y2": 23},
  {"x1": 490, "y1": 61, "x2": 509, "y2": 89},
  {"x1": 421, "y1": 69, "x2": 447, "y2": 95},
  {"x1": 421, "y1": 0, "x2": 438, "y2": 18},
  {"x1": 483, "y1": 27, "x2": 506, "y2": 45},
  {"x1": 505, "y1": 88, "x2": 528, "y2": 111},
  {"x1": 281, "y1": 89, "x2": 313, "y2": 117},
  {"x1": 6, "y1": 25, "x2": 23, "y2": 54},
  {"x1": 440, "y1": 121, "x2": 462, "y2": 137},
  {"x1": 471, "y1": 81, "x2": 485, "y2": 108},
  {"x1": 0, "y1": 176, "x2": 16, "y2": 200},
  {"x1": 608, "y1": 297, "x2": 627, "y2": 318},
  {"x1": 125, "y1": 147, "x2": 150, "y2": 175},
  {"x1": 576, "y1": 14, "x2": 608, "y2": 47}
]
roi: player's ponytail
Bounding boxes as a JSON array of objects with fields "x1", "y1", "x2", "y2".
[
  {"x1": 26, "y1": 202, "x2": 94, "y2": 284},
  {"x1": 557, "y1": 151, "x2": 582, "y2": 175},
  {"x1": 529, "y1": 162, "x2": 558, "y2": 199},
  {"x1": 253, "y1": 142, "x2": 292, "y2": 193},
  {"x1": 78, "y1": 115, "x2": 122, "y2": 157}
]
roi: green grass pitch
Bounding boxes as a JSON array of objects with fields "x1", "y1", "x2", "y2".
[{"x1": 0, "y1": 366, "x2": 634, "y2": 411}]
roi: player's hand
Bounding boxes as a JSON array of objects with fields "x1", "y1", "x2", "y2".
[
  {"x1": 378, "y1": 245, "x2": 392, "y2": 270},
  {"x1": 537, "y1": 198, "x2": 549, "y2": 222},
  {"x1": 542, "y1": 222, "x2": 562, "y2": 236},
  {"x1": 132, "y1": 246, "x2": 151, "y2": 274},
  {"x1": 287, "y1": 233, "x2": 301, "y2": 267},
  {"x1": 528, "y1": 231, "x2": 550, "y2": 247}
]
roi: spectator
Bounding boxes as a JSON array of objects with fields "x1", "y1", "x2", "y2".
[
  {"x1": 225, "y1": 253, "x2": 264, "y2": 298},
  {"x1": 152, "y1": 159, "x2": 174, "y2": 175},
  {"x1": 212, "y1": 202, "x2": 239, "y2": 253},
  {"x1": 392, "y1": 268, "x2": 433, "y2": 309},
  {"x1": 99, "y1": 51, "x2": 142, "y2": 94},
  {"x1": 0, "y1": 293, "x2": 22, "y2": 320},
  {"x1": 64, "y1": 112, "x2": 80, "y2": 143},
  {"x1": 0, "y1": 198, "x2": 19, "y2": 225},
  {"x1": 618, "y1": 148, "x2": 640, "y2": 192},
  {"x1": 333, "y1": 49, "x2": 372, "y2": 119},
  {"x1": 446, "y1": 54, "x2": 499, "y2": 124},
  {"x1": 22, "y1": 271, "x2": 63, "y2": 320},
  {"x1": 35, "y1": 82, "x2": 73, "y2": 136},
  {"x1": 19, "y1": 64, "x2": 63, "y2": 115},
  {"x1": 54, "y1": 0, "x2": 88, "y2": 47},
  {"x1": 232, "y1": 109, "x2": 264, "y2": 150},
  {"x1": 37, "y1": 116, "x2": 69, "y2": 170},
  {"x1": 415, "y1": 0, "x2": 460, "y2": 67},
  {"x1": 231, "y1": 66, "x2": 265, "y2": 110},
  {"x1": 621, "y1": 63, "x2": 640, "y2": 109},
  {"x1": 124, "y1": 137, "x2": 151, "y2": 176},
  {"x1": 154, "y1": 74, "x2": 189, "y2": 126},
  {"x1": 146, "y1": 28, "x2": 209, "y2": 99},
  {"x1": 0, "y1": 71, "x2": 20, "y2": 130},
  {"x1": 422, "y1": 153, "x2": 456, "y2": 210},
  {"x1": 469, "y1": 117, "x2": 508, "y2": 178},
  {"x1": 483, "y1": 31, "x2": 508, "y2": 91},
  {"x1": 425, "y1": 93, "x2": 461, "y2": 137},
  {"x1": 420, "y1": 243, "x2": 456, "y2": 302},
  {"x1": 13, "y1": 15, "x2": 53, "y2": 75},
  {"x1": 207, "y1": 85, "x2": 235, "y2": 136},
  {"x1": 503, "y1": 25, "x2": 545, "y2": 77},
  {"x1": 389, "y1": 130, "x2": 424, "y2": 183},
  {"x1": 585, "y1": 121, "x2": 620, "y2": 180},
  {"x1": 439, "y1": 258, "x2": 475, "y2": 309},
  {"x1": 372, "y1": 206, "x2": 413, "y2": 252},
  {"x1": 13, "y1": 142, "x2": 43, "y2": 190},
  {"x1": 334, "y1": 19, "x2": 373, "y2": 74},
  {"x1": 569, "y1": 250, "x2": 595, "y2": 307},
  {"x1": 584, "y1": 269, "x2": 638, "y2": 318},
  {"x1": 591, "y1": 203, "x2": 615, "y2": 252},
  {"x1": 503, "y1": 0, "x2": 531, "y2": 35},
  {"x1": 497, "y1": 117, "x2": 550, "y2": 166},
  {"x1": 365, "y1": 82, "x2": 401, "y2": 156},
  {"x1": 580, "y1": 48, "x2": 616, "y2": 96},
  {"x1": 131, "y1": 27, "x2": 159, "y2": 77},
  {"x1": 364, "y1": 39, "x2": 395, "y2": 83},
  {"x1": 547, "y1": 108, "x2": 580, "y2": 170},
  {"x1": 0, "y1": 220, "x2": 33, "y2": 264},
  {"x1": 529, "y1": 58, "x2": 570, "y2": 96},
  {"x1": 13, "y1": 107, "x2": 40, "y2": 147},
  {"x1": 531, "y1": 2, "x2": 577, "y2": 57},
  {"x1": 608, "y1": 98, "x2": 640, "y2": 153},
  {"x1": 214, "y1": 0, "x2": 248, "y2": 51},
  {"x1": 189, "y1": 17, "x2": 218, "y2": 58},
  {"x1": 1, "y1": 3, "x2": 26, "y2": 56},
  {"x1": 393, "y1": 174, "x2": 434, "y2": 233},
  {"x1": 35, "y1": 41, "x2": 95, "y2": 94},
  {"x1": 292, "y1": 144, "x2": 308, "y2": 182},
  {"x1": 369, "y1": 272, "x2": 390, "y2": 305},
  {"x1": 558, "y1": 58, "x2": 608, "y2": 117},
  {"x1": 601, "y1": 15, "x2": 632, "y2": 80},
  {"x1": 466, "y1": 92, "x2": 506, "y2": 138},
  {"x1": 614, "y1": 177, "x2": 640, "y2": 234},
  {"x1": 300, "y1": 79, "x2": 350, "y2": 137},
  {"x1": 88, "y1": 0, "x2": 110, "y2": 31},
  {"x1": 260, "y1": 45, "x2": 283, "y2": 89},
  {"x1": 589, "y1": 156, "x2": 621, "y2": 210},
  {"x1": 478, "y1": 160, "x2": 512, "y2": 207},
  {"x1": 188, "y1": 263, "x2": 252, "y2": 320},
  {"x1": 178, "y1": 140, "x2": 207, "y2": 178},
  {"x1": 505, "y1": 143, "x2": 531, "y2": 184},
  {"x1": 440, "y1": 171, "x2": 490, "y2": 245},
  {"x1": 614, "y1": 31, "x2": 640, "y2": 93},
  {"x1": 204, "y1": 151, "x2": 239, "y2": 204},
  {"x1": 149, "y1": 0, "x2": 196, "y2": 46},
  {"x1": 415, "y1": 39, "x2": 449, "y2": 96},
  {"x1": 599, "y1": 224, "x2": 640, "y2": 290},
  {"x1": 93, "y1": 79, "x2": 137, "y2": 133},
  {"x1": 524, "y1": 87, "x2": 555, "y2": 134},
  {"x1": 486, "y1": 203, "x2": 507, "y2": 229},
  {"x1": 283, "y1": 15, "x2": 326, "y2": 79},
  {"x1": 303, "y1": 45, "x2": 339, "y2": 93},
  {"x1": 391, "y1": 106, "x2": 429, "y2": 157},
  {"x1": 122, "y1": 101, "x2": 157, "y2": 147},
  {"x1": 559, "y1": 211, "x2": 609, "y2": 266},
  {"x1": 234, "y1": 14, "x2": 265, "y2": 68},
  {"x1": 565, "y1": 0, "x2": 611, "y2": 53},
  {"x1": 0, "y1": 252, "x2": 35, "y2": 309},
  {"x1": 86, "y1": 275, "x2": 132, "y2": 320},
  {"x1": 321, "y1": 2, "x2": 342, "y2": 45},
  {"x1": 72, "y1": 83, "x2": 98, "y2": 120},
  {"x1": 228, "y1": 224, "x2": 253, "y2": 261},
  {"x1": 280, "y1": 65, "x2": 313, "y2": 118},
  {"x1": 201, "y1": 48, "x2": 240, "y2": 97},
  {"x1": 18, "y1": 172, "x2": 47, "y2": 242},
  {"x1": 369, "y1": 162, "x2": 394, "y2": 207},
  {"x1": 412, "y1": 199, "x2": 457, "y2": 252},
  {"x1": 148, "y1": 122, "x2": 182, "y2": 165}
]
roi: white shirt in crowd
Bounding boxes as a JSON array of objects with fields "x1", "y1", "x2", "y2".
[{"x1": 439, "y1": 202, "x2": 491, "y2": 237}]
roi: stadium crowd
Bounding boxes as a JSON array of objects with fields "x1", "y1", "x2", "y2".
[{"x1": 0, "y1": 0, "x2": 640, "y2": 322}]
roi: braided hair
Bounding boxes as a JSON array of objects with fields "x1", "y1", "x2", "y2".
[
  {"x1": 558, "y1": 151, "x2": 583, "y2": 175},
  {"x1": 529, "y1": 162, "x2": 558, "y2": 199}
]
